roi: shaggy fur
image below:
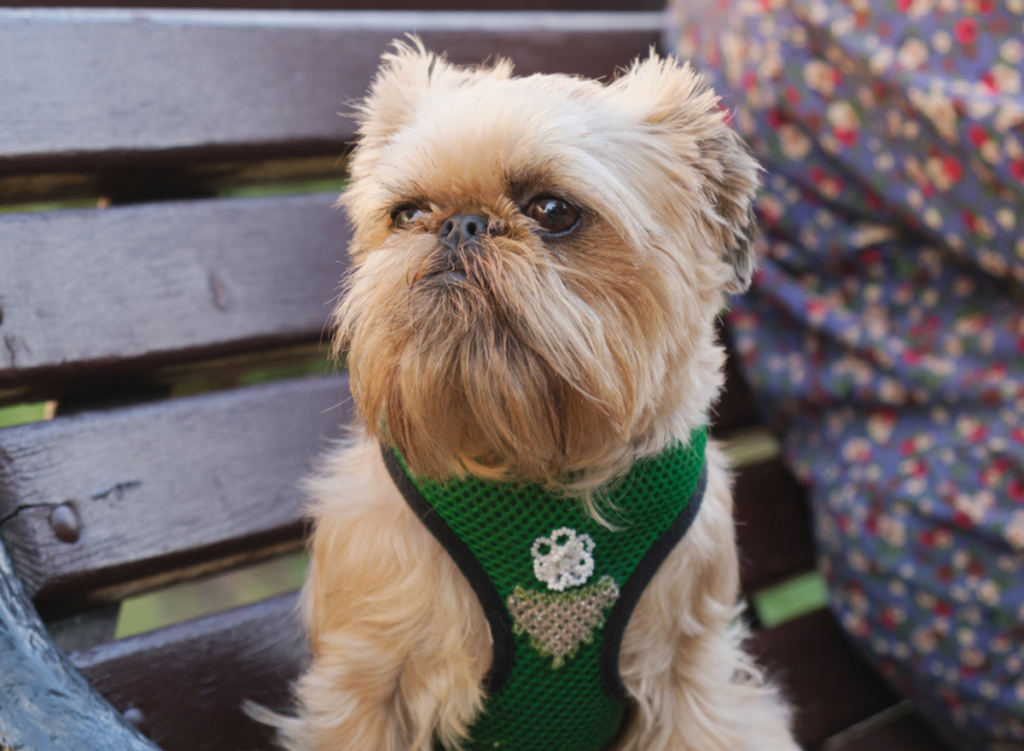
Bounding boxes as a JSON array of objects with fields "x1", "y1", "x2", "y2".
[{"x1": 264, "y1": 40, "x2": 799, "y2": 751}]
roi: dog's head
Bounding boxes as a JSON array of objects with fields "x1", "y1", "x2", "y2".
[{"x1": 334, "y1": 40, "x2": 759, "y2": 491}]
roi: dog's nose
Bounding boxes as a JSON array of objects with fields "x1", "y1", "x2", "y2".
[{"x1": 439, "y1": 214, "x2": 488, "y2": 250}]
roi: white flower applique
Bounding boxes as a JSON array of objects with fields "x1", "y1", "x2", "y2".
[{"x1": 531, "y1": 527, "x2": 595, "y2": 591}]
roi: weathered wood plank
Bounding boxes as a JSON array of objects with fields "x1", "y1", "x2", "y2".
[
  {"x1": 0, "y1": 10, "x2": 662, "y2": 170},
  {"x1": 0, "y1": 154, "x2": 350, "y2": 206},
  {"x1": 0, "y1": 375, "x2": 350, "y2": 608},
  {"x1": 733, "y1": 458, "x2": 816, "y2": 593},
  {"x1": 0, "y1": 541, "x2": 157, "y2": 751},
  {"x1": 0, "y1": 193, "x2": 346, "y2": 390},
  {"x1": 71, "y1": 591, "x2": 306, "y2": 751},
  {"x1": 749, "y1": 608, "x2": 899, "y2": 748},
  {"x1": 4, "y1": 0, "x2": 662, "y2": 11}
]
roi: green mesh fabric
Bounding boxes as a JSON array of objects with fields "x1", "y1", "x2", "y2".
[{"x1": 397, "y1": 426, "x2": 707, "y2": 751}]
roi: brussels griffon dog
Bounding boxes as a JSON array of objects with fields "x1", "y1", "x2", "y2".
[{"x1": 267, "y1": 40, "x2": 799, "y2": 751}]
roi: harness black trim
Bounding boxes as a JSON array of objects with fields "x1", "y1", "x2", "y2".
[
  {"x1": 599, "y1": 463, "x2": 708, "y2": 700},
  {"x1": 381, "y1": 445, "x2": 515, "y2": 695}
]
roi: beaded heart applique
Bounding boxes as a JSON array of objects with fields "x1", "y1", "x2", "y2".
[
  {"x1": 508, "y1": 528, "x2": 620, "y2": 667},
  {"x1": 507, "y1": 576, "x2": 619, "y2": 668}
]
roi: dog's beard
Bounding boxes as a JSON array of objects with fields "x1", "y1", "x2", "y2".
[{"x1": 335, "y1": 229, "x2": 677, "y2": 490}]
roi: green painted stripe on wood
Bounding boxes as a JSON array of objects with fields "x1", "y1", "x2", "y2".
[
  {"x1": 721, "y1": 427, "x2": 781, "y2": 468},
  {"x1": 752, "y1": 570, "x2": 829, "y2": 628}
]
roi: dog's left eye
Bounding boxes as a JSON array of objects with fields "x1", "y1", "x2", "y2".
[
  {"x1": 391, "y1": 204, "x2": 426, "y2": 229},
  {"x1": 525, "y1": 196, "x2": 580, "y2": 235}
]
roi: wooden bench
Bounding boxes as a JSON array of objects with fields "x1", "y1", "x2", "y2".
[{"x1": 0, "y1": 8, "x2": 953, "y2": 751}]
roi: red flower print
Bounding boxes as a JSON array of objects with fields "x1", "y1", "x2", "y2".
[
  {"x1": 904, "y1": 459, "x2": 928, "y2": 477},
  {"x1": 961, "y1": 210, "x2": 979, "y2": 232},
  {"x1": 876, "y1": 602, "x2": 901, "y2": 627},
  {"x1": 806, "y1": 299, "x2": 830, "y2": 322},
  {"x1": 1009, "y1": 479, "x2": 1024, "y2": 503},
  {"x1": 967, "y1": 424, "x2": 987, "y2": 441},
  {"x1": 834, "y1": 127, "x2": 859, "y2": 146},
  {"x1": 861, "y1": 248, "x2": 883, "y2": 264},
  {"x1": 1010, "y1": 160, "x2": 1024, "y2": 183},
  {"x1": 980, "y1": 71, "x2": 998, "y2": 93},
  {"x1": 967, "y1": 124, "x2": 988, "y2": 147},
  {"x1": 984, "y1": 362, "x2": 1007, "y2": 381},
  {"x1": 980, "y1": 459, "x2": 1009, "y2": 486},
  {"x1": 953, "y1": 510, "x2": 974, "y2": 529},
  {"x1": 896, "y1": 0, "x2": 912, "y2": 11},
  {"x1": 954, "y1": 17, "x2": 978, "y2": 45},
  {"x1": 942, "y1": 157, "x2": 963, "y2": 184}
]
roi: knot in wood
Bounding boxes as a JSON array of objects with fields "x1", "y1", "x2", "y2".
[
  {"x1": 49, "y1": 502, "x2": 81, "y2": 543},
  {"x1": 123, "y1": 706, "x2": 146, "y2": 730}
]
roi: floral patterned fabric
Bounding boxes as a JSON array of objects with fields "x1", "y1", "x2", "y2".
[{"x1": 666, "y1": 2, "x2": 1024, "y2": 748}]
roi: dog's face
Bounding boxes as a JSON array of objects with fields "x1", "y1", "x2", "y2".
[{"x1": 334, "y1": 42, "x2": 759, "y2": 490}]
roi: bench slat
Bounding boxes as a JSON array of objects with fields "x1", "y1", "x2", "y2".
[
  {"x1": 0, "y1": 375, "x2": 350, "y2": 608},
  {"x1": 0, "y1": 193, "x2": 345, "y2": 394},
  {"x1": 0, "y1": 10, "x2": 662, "y2": 171},
  {"x1": 9, "y1": 0, "x2": 663, "y2": 10},
  {"x1": 75, "y1": 594, "x2": 938, "y2": 751},
  {"x1": 733, "y1": 458, "x2": 816, "y2": 593},
  {"x1": 749, "y1": 608, "x2": 899, "y2": 748},
  {"x1": 71, "y1": 591, "x2": 305, "y2": 751}
]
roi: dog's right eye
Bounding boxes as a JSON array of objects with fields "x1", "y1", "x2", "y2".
[
  {"x1": 524, "y1": 196, "x2": 580, "y2": 236},
  {"x1": 391, "y1": 205, "x2": 426, "y2": 229}
]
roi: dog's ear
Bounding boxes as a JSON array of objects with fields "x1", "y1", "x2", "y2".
[
  {"x1": 610, "y1": 52, "x2": 761, "y2": 293},
  {"x1": 353, "y1": 37, "x2": 514, "y2": 149}
]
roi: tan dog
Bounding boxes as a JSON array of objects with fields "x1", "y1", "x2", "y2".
[{"x1": 268, "y1": 40, "x2": 799, "y2": 751}]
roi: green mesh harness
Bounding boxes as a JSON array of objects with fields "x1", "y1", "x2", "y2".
[{"x1": 382, "y1": 426, "x2": 708, "y2": 751}]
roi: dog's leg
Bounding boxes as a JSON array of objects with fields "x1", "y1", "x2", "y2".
[
  {"x1": 616, "y1": 447, "x2": 799, "y2": 751},
  {"x1": 278, "y1": 437, "x2": 489, "y2": 751}
]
